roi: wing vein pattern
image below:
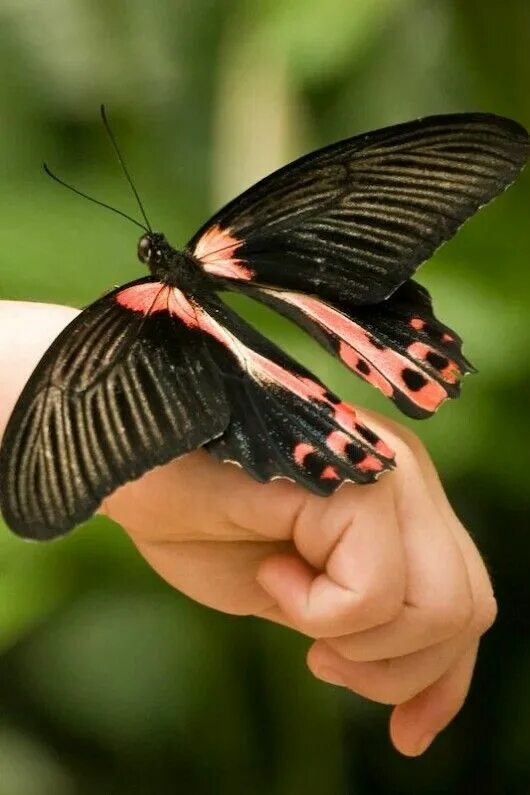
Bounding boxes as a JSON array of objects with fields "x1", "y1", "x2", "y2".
[
  {"x1": 0, "y1": 278, "x2": 229, "y2": 539},
  {"x1": 188, "y1": 113, "x2": 529, "y2": 304}
]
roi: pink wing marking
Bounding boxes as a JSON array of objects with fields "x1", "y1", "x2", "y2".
[
  {"x1": 410, "y1": 317, "x2": 426, "y2": 330},
  {"x1": 339, "y1": 341, "x2": 394, "y2": 397},
  {"x1": 116, "y1": 282, "x2": 199, "y2": 327},
  {"x1": 116, "y1": 288, "x2": 394, "y2": 477},
  {"x1": 357, "y1": 454, "x2": 385, "y2": 473},
  {"x1": 326, "y1": 430, "x2": 351, "y2": 456},
  {"x1": 294, "y1": 442, "x2": 316, "y2": 465},
  {"x1": 294, "y1": 443, "x2": 344, "y2": 481},
  {"x1": 321, "y1": 465, "x2": 341, "y2": 480},
  {"x1": 192, "y1": 223, "x2": 254, "y2": 281},
  {"x1": 407, "y1": 341, "x2": 459, "y2": 384},
  {"x1": 193, "y1": 306, "x2": 394, "y2": 473},
  {"x1": 260, "y1": 289, "x2": 451, "y2": 414},
  {"x1": 327, "y1": 401, "x2": 390, "y2": 459},
  {"x1": 116, "y1": 282, "x2": 169, "y2": 314}
]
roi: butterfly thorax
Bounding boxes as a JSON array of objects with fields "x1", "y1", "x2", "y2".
[{"x1": 137, "y1": 232, "x2": 206, "y2": 288}]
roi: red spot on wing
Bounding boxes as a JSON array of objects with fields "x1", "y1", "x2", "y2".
[
  {"x1": 442, "y1": 332, "x2": 455, "y2": 343},
  {"x1": 321, "y1": 465, "x2": 340, "y2": 480},
  {"x1": 294, "y1": 442, "x2": 315, "y2": 465},
  {"x1": 326, "y1": 430, "x2": 350, "y2": 456},
  {"x1": 117, "y1": 282, "x2": 169, "y2": 314},
  {"x1": 410, "y1": 317, "x2": 425, "y2": 330},
  {"x1": 116, "y1": 283, "x2": 199, "y2": 327},
  {"x1": 331, "y1": 401, "x2": 357, "y2": 432},
  {"x1": 357, "y1": 454, "x2": 385, "y2": 473},
  {"x1": 193, "y1": 223, "x2": 254, "y2": 280},
  {"x1": 373, "y1": 438, "x2": 394, "y2": 459}
]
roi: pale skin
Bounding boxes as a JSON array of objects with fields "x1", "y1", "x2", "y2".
[{"x1": 0, "y1": 301, "x2": 497, "y2": 756}]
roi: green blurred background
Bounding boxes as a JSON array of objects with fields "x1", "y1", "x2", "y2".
[{"x1": 1, "y1": 1, "x2": 529, "y2": 793}]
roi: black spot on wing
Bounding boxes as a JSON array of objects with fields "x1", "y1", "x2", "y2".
[
  {"x1": 426, "y1": 350, "x2": 450, "y2": 370},
  {"x1": 355, "y1": 423, "x2": 380, "y2": 447},
  {"x1": 356, "y1": 359, "x2": 371, "y2": 375},
  {"x1": 402, "y1": 368, "x2": 428, "y2": 391},
  {"x1": 345, "y1": 443, "x2": 367, "y2": 465}
]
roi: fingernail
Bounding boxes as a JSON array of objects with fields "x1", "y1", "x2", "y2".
[
  {"x1": 317, "y1": 667, "x2": 346, "y2": 687},
  {"x1": 416, "y1": 733, "x2": 435, "y2": 755}
]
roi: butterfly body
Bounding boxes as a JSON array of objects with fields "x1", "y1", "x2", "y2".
[
  {"x1": 137, "y1": 233, "x2": 204, "y2": 289},
  {"x1": 1, "y1": 112, "x2": 528, "y2": 539}
]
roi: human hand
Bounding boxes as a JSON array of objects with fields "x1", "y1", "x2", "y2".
[{"x1": 0, "y1": 300, "x2": 497, "y2": 757}]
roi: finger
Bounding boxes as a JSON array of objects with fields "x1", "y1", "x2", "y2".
[
  {"x1": 324, "y1": 422, "x2": 473, "y2": 660},
  {"x1": 396, "y1": 423, "x2": 497, "y2": 623},
  {"x1": 389, "y1": 643, "x2": 478, "y2": 756},
  {"x1": 135, "y1": 536, "x2": 291, "y2": 615},
  {"x1": 307, "y1": 632, "x2": 470, "y2": 706},
  {"x1": 103, "y1": 447, "x2": 306, "y2": 544},
  {"x1": 413, "y1": 435, "x2": 498, "y2": 643},
  {"x1": 256, "y1": 477, "x2": 406, "y2": 638},
  {"x1": 361, "y1": 410, "x2": 494, "y2": 595}
]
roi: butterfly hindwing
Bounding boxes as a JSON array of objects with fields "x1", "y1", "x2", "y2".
[
  {"x1": 0, "y1": 278, "x2": 230, "y2": 539},
  {"x1": 188, "y1": 113, "x2": 529, "y2": 304},
  {"x1": 244, "y1": 280, "x2": 473, "y2": 419},
  {"x1": 189, "y1": 296, "x2": 396, "y2": 493}
]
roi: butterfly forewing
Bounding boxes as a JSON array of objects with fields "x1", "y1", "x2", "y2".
[
  {"x1": 0, "y1": 278, "x2": 230, "y2": 539},
  {"x1": 188, "y1": 113, "x2": 529, "y2": 304}
]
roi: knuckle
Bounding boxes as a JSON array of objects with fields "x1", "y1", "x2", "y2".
[
  {"x1": 391, "y1": 426, "x2": 426, "y2": 462},
  {"x1": 297, "y1": 616, "x2": 327, "y2": 638},
  {"x1": 296, "y1": 604, "x2": 345, "y2": 638},
  {"x1": 357, "y1": 582, "x2": 404, "y2": 627},
  {"x1": 429, "y1": 594, "x2": 474, "y2": 635},
  {"x1": 299, "y1": 586, "x2": 404, "y2": 639},
  {"x1": 308, "y1": 649, "x2": 418, "y2": 706},
  {"x1": 472, "y1": 593, "x2": 498, "y2": 634}
]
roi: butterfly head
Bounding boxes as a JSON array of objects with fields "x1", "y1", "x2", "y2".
[{"x1": 137, "y1": 232, "x2": 171, "y2": 270}]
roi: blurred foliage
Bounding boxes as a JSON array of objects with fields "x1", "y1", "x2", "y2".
[{"x1": 0, "y1": 1, "x2": 529, "y2": 793}]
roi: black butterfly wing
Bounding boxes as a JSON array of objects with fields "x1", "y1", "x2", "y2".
[
  {"x1": 243, "y1": 279, "x2": 473, "y2": 419},
  {"x1": 189, "y1": 295, "x2": 395, "y2": 493},
  {"x1": 187, "y1": 113, "x2": 529, "y2": 304},
  {"x1": 0, "y1": 277, "x2": 230, "y2": 540}
]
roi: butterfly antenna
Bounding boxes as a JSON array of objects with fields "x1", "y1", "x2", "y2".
[
  {"x1": 100, "y1": 104, "x2": 153, "y2": 233},
  {"x1": 43, "y1": 163, "x2": 148, "y2": 232}
]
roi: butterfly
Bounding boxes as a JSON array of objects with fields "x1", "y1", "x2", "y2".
[{"x1": 0, "y1": 109, "x2": 528, "y2": 540}]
